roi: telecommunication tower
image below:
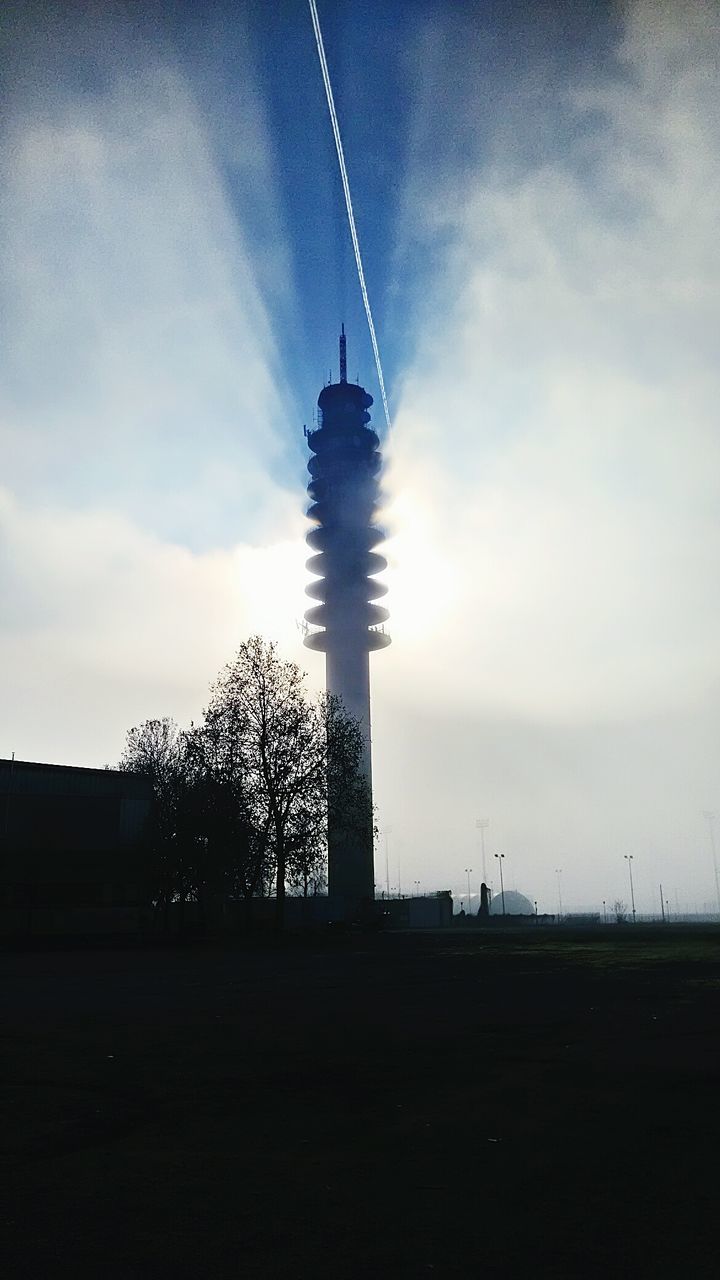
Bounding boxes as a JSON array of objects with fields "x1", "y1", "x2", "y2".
[{"x1": 303, "y1": 327, "x2": 390, "y2": 917}]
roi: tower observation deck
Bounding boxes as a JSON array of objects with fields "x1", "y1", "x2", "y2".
[{"x1": 304, "y1": 328, "x2": 390, "y2": 918}]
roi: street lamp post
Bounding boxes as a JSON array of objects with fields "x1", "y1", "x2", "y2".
[
  {"x1": 476, "y1": 819, "x2": 489, "y2": 886},
  {"x1": 624, "y1": 855, "x2": 636, "y2": 923},
  {"x1": 384, "y1": 826, "x2": 392, "y2": 899},
  {"x1": 494, "y1": 853, "x2": 506, "y2": 916},
  {"x1": 465, "y1": 867, "x2": 473, "y2": 915},
  {"x1": 555, "y1": 869, "x2": 563, "y2": 922},
  {"x1": 702, "y1": 812, "x2": 720, "y2": 919}
]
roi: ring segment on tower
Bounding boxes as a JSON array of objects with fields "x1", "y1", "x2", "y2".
[{"x1": 303, "y1": 326, "x2": 390, "y2": 655}]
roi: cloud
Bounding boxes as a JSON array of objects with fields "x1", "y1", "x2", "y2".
[
  {"x1": 0, "y1": 6, "x2": 311, "y2": 767},
  {"x1": 0, "y1": 28, "x2": 298, "y2": 550},
  {"x1": 373, "y1": 0, "x2": 720, "y2": 906},
  {"x1": 0, "y1": 486, "x2": 309, "y2": 766},
  {"x1": 383, "y1": 0, "x2": 720, "y2": 719}
]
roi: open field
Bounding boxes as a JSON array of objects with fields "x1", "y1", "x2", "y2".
[{"x1": 3, "y1": 926, "x2": 719, "y2": 1278}]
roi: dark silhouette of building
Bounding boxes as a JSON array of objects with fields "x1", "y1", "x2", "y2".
[
  {"x1": 303, "y1": 329, "x2": 389, "y2": 919},
  {"x1": 379, "y1": 891, "x2": 453, "y2": 929},
  {"x1": 0, "y1": 757, "x2": 152, "y2": 936}
]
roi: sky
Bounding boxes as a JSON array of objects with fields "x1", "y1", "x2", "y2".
[{"x1": 2, "y1": 0, "x2": 720, "y2": 915}]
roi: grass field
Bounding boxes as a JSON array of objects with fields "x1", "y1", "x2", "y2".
[{"x1": 3, "y1": 926, "x2": 719, "y2": 1278}]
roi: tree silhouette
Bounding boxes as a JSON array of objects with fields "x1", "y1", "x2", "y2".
[
  {"x1": 119, "y1": 717, "x2": 194, "y2": 924},
  {"x1": 204, "y1": 637, "x2": 365, "y2": 928},
  {"x1": 120, "y1": 638, "x2": 367, "y2": 929}
]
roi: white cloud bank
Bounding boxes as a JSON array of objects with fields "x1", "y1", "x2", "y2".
[
  {"x1": 373, "y1": 0, "x2": 720, "y2": 908},
  {"x1": 0, "y1": 17, "x2": 310, "y2": 765},
  {"x1": 0, "y1": 487, "x2": 308, "y2": 766},
  {"x1": 1, "y1": 57, "x2": 296, "y2": 546}
]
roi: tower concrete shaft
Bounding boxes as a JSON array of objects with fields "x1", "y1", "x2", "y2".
[{"x1": 304, "y1": 330, "x2": 390, "y2": 917}]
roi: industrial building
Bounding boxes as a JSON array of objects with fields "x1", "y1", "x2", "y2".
[{"x1": 0, "y1": 757, "x2": 152, "y2": 936}]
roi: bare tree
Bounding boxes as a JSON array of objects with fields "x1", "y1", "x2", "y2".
[
  {"x1": 285, "y1": 796, "x2": 326, "y2": 899},
  {"x1": 120, "y1": 639, "x2": 367, "y2": 930},
  {"x1": 119, "y1": 717, "x2": 194, "y2": 924},
  {"x1": 205, "y1": 637, "x2": 365, "y2": 928},
  {"x1": 183, "y1": 717, "x2": 268, "y2": 923}
]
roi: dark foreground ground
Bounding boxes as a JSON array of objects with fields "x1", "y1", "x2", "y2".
[{"x1": 3, "y1": 926, "x2": 719, "y2": 1278}]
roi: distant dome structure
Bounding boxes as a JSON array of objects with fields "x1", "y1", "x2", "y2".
[{"x1": 489, "y1": 890, "x2": 534, "y2": 916}]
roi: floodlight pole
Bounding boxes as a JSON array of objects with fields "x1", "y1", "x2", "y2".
[
  {"x1": 476, "y1": 818, "x2": 489, "y2": 886},
  {"x1": 624, "y1": 855, "x2": 636, "y2": 923},
  {"x1": 555, "y1": 868, "x2": 563, "y2": 922},
  {"x1": 2, "y1": 750, "x2": 15, "y2": 841},
  {"x1": 465, "y1": 867, "x2": 473, "y2": 914},
  {"x1": 384, "y1": 827, "x2": 392, "y2": 899},
  {"x1": 702, "y1": 811, "x2": 720, "y2": 919},
  {"x1": 494, "y1": 853, "x2": 506, "y2": 916}
]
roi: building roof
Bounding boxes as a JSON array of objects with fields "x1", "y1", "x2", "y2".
[{"x1": 0, "y1": 758, "x2": 141, "y2": 780}]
